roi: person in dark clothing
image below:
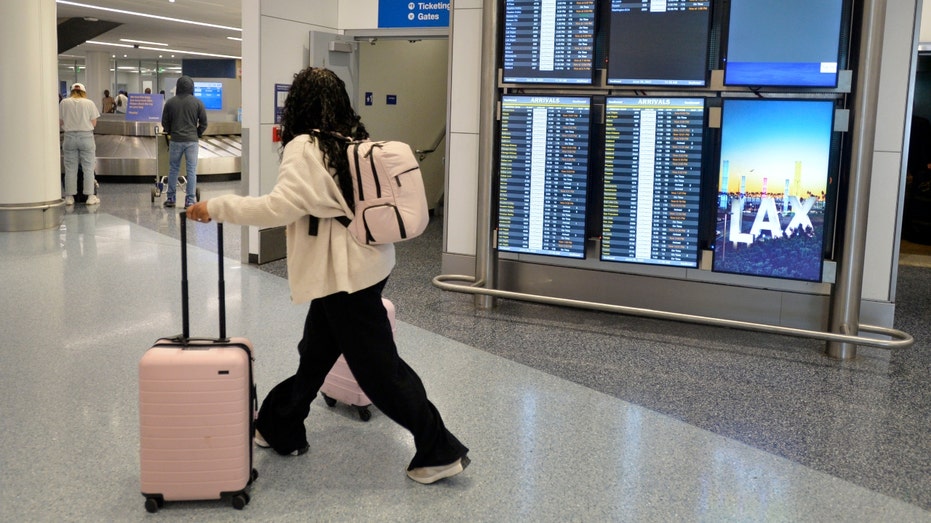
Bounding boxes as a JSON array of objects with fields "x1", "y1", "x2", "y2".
[{"x1": 161, "y1": 76, "x2": 207, "y2": 208}]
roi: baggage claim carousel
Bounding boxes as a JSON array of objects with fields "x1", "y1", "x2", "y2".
[{"x1": 75, "y1": 115, "x2": 242, "y2": 181}]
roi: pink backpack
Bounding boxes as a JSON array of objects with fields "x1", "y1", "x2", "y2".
[{"x1": 337, "y1": 140, "x2": 429, "y2": 245}]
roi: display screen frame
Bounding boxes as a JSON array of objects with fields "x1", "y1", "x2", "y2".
[
  {"x1": 605, "y1": 0, "x2": 712, "y2": 87},
  {"x1": 496, "y1": 95, "x2": 593, "y2": 260},
  {"x1": 722, "y1": 0, "x2": 846, "y2": 88},
  {"x1": 712, "y1": 98, "x2": 837, "y2": 282},
  {"x1": 500, "y1": 0, "x2": 598, "y2": 85},
  {"x1": 193, "y1": 81, "x2": 223, "y2": 111},
  {"x1": 600, "y1": 96, "x2": 707, "y2": 268}
]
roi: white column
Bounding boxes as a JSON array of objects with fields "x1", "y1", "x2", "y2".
[
  {"x1": 0, "y1": 0, "x2": 63, "y2": 231},
  {"x1": 85, "y1": 51, "x2": 112, "y2": 114}
]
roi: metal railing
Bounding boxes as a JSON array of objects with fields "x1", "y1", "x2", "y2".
[
  {"x1": 432, "y1": 274, "x2": 914, "y2": 350},
  {"x1": 414, "y1": 127, "x2": 446, "y2": 161}
]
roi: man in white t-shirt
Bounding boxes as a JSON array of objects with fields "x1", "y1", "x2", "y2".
[
  {"x1": 59, "y1": 83, "x2": 101, "y2": 205},
  {"x1": 115, "y1": 90, "x2": 128, "y2": 114}
]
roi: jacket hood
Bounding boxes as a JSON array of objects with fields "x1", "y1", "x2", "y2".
[{"x1": 176, "y1": 76, "x2": 195, "y2": 96}]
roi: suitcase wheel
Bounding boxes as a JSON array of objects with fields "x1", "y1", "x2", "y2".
[
  {"x1": 358, "y1": 406, "x2": 372, "y2": 422},
  {"x1": 232, "y1": 491, "x2": 250, "y2": 510},
  {"x1": 321, "y1": 393, "x2": 337, "y2": 408},
  {"x1": 144, "y1": 496, "x2": 164, "y2": 513}
]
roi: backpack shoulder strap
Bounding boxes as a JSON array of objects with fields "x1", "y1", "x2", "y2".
[{"x1": 307, "y1": 215, "x2": 352, "y2": 237}]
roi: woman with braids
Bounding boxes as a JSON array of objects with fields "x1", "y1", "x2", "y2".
[{"x1": 186, "y1": 67, "x2": 469, "y2": 484}]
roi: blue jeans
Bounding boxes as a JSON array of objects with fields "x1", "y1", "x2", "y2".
[
  {"x1": 167, "y1": 140, "x2": 199, "y2": 201},
  {"x1": 62, "y1": 132, "x2": 96, "y2": 196}
]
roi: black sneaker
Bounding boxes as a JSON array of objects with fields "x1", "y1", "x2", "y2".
[{"x1": 164, "y1": 197, "x2": 175, "y2": 208}]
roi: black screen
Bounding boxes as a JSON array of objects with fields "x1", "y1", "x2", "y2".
[
  {"x1": 502, "y1": 0, "x2": 596, "y2": 84},
  {"x1": 724, "y1": 0, "x2": 844, "y2": 87},
  {"x1": 607, "y1": 1, "x2": 711, "y2": 87},
  {"x1": 498, "y1": 96, "x2": 591, "y2": 259},
  {"x1": 601, "y1": 97, "x2": 705, "y2": 267}
]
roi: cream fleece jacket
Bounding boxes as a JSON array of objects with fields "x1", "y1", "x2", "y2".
[{"x1": 207, "y1": 134, "x2": 395, "y2": 303}]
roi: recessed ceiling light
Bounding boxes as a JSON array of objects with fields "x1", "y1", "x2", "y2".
[
  {"x1": 120, "y1": 38, "x2": 168, "y2": 46},
  {"x1": 86, "y1": 41, "x2": 240, "y2": 59}
]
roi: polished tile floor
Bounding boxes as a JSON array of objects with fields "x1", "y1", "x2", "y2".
[{"x1": 1, "y1": 181, "x2": 929, "y2": 521}]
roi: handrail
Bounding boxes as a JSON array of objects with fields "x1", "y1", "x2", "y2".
[
  {"x1": 432, "y1": 274, "x2": 914, "y2": 350},
  {"x1": 414, "y1": 127, "x2": 446, "y2": 161}
]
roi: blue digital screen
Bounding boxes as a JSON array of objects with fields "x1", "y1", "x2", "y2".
[
  {"x1": 724, "y1": 0, "x2": 844, "y2": 87},
  {"x1": 194, "y1": 81, "x2": 223, "y2": 111}
]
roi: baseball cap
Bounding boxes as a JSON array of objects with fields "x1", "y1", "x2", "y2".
[{"x1": 71, "y1": 83, "x2": 86, "y2": 92}]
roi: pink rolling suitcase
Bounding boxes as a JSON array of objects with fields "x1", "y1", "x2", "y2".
[
  {"x1": 319, "y1": 298, "x2": 396, "y2": 421},
  {"x1": 139, "y1": 212, "x2": 257, "y2": 513}
]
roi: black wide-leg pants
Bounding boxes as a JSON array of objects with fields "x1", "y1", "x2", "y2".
[{"x1": 255, "y1": 278, "x2": 468, "y2": 469}]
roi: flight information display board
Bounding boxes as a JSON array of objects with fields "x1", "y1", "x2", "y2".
[
  {"x1": 502, "y1": 0, "x2": 596, "y2": 84},
  {"x1": 498, "y1": 96, "x2": 591, "y2": 259},
  {"x1": 607, "y1": 0, "x2": 711, "y2": 86},
  {"x1": 601, "y1": 97, "x2": 705, "y2": 267}
]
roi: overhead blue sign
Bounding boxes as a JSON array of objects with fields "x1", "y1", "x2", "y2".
[{"x1": 378, "y1": 1, "x2": 449, "y2": 28}]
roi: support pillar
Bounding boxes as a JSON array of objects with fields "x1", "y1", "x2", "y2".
[
  {"x1": 85, "y1": 51, "x2": 112, "y2": 114},
  {"x1": 0, "y1": 0, "x2": 63, "y2": 231},
  {"x1": 473, "y1": 0, "x2": 498, "y2": 310},
  {"x1": 827, "y1": 0, "x2": 887, "y2": 359}
]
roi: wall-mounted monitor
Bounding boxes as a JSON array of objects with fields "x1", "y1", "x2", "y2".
[
  {"x1": 501, "y1": 0, "x2": 596, "y2": 85},
  {"x1": 193, "y1": 81, "x2": 223, "y2": 110},
  {"x1": 498, "y1": 95, "x2": 592, "y2": 259},
  {"x1": 713, "y1": 99, "x2": 836, "y2": 282},
  {"x1": 724, "y1": 0, "x2": 844, "y2": 88},
  {"x1": 606, "y1": 0, "x2": 711, "y2": 87},
  {"x1": 601, "y1": 97, "x2": 705, "y2": 268}
]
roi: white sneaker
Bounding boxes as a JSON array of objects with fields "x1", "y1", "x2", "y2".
[
  {"x1": 406, "y1": 456, "x2": 471, "y2": 484},
  {"x1": 64, "y1": 196, "x2": 74, "y2": 206},
  {"x1": 85, "y1": 195, "x2": 100, "y2": 205},
  {"x1": 254, "y1": 430, "x2": 308, "y2": 456}
]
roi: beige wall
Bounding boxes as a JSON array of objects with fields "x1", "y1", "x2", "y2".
[{"x1": 357, "y1": 39, "x2": 449, "y2": 209}]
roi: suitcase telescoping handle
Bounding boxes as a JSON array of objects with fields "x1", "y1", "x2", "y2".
[{"x1": 179, "y1": 211, "x2": 227, "y2": 342}]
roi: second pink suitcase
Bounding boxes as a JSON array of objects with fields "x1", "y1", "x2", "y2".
[
  {"x1": 139, "y1": 212, "x2": 257, "y2": 513},
  {"x1": 319, "y1": 298, "x2": 396, "y2": 421}
]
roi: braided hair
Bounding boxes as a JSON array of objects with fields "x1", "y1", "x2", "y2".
[{"x1": 278, "y1": 67, "x2": 368, "y2": 211}]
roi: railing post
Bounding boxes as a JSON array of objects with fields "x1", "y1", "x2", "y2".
[
  {"x1": 827, "y1": 0, "x2": 887, "y2": 359},
  {"x1": 474, "y1": 0, "x2": 499, "y2": 310}
]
